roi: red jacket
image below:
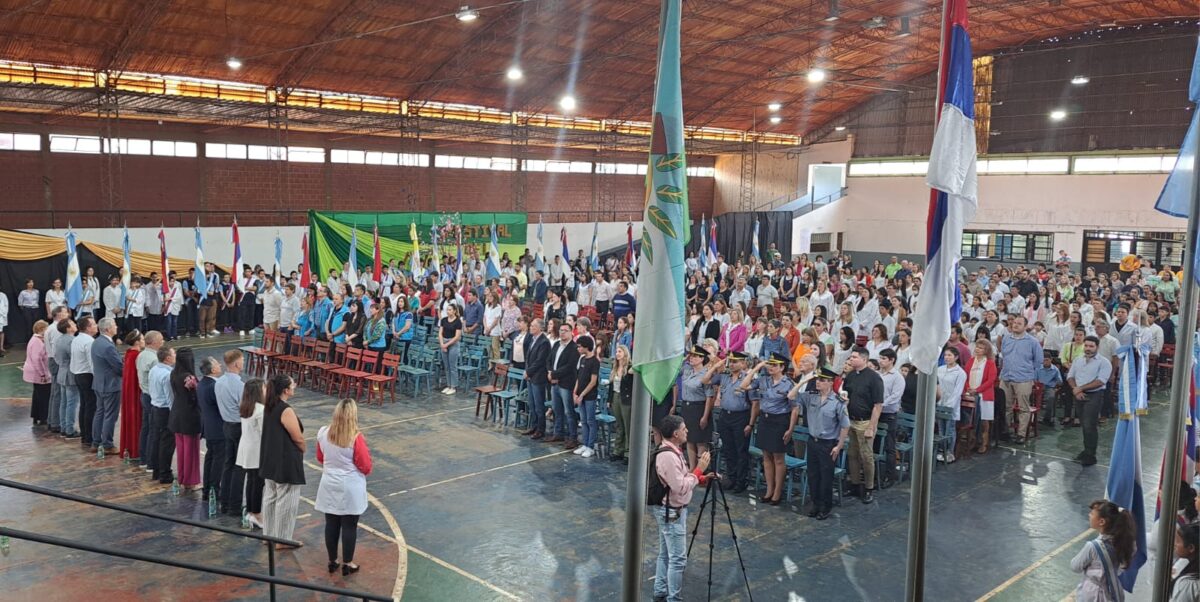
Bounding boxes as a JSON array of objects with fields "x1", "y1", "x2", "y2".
[{"x1": 963, "y1": 357, "x2": 998, "y2": 402}]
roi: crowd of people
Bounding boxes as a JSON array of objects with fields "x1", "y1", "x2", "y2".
[{"x1": 7, "y1": 241, "x2": 1200, "y2": 599}]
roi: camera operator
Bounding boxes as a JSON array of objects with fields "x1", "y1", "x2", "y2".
[{"x1": 652, "y1": 414, "x2": 713, "y2": 602}]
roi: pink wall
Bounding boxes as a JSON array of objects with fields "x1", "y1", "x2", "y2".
[{"x1": 794, "y1": 172, "x2": 1180, "y2": 258}]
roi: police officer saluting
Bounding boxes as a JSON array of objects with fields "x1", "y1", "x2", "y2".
[
  {"x1": 739, "y1": 351, "x2": 797, "y2": 506},
  {"x1": 788, "y1": 366, "x2": 849, "y2": 520},
  {"x1": 701, "y1": 351, "x2": 753, "y2": 493}
]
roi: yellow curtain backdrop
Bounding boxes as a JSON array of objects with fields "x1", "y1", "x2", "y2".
[{"x1": 0, "y1": 229, "x2": 226, "y2": 274}]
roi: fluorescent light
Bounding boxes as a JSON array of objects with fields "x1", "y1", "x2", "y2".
[
  {"x1": 824, "y1": 0, "x2": 839, "y2": 21},
  {"x1": 767, "y1": 102, "x2": 782, "y2": 111},
  {"x1": 834, "y1": 125, "x2": 847, "y2": 131},
  {"x1": 769, "y1": 116, "x2": 782, "y2": 124},
  {"x1": 807, "y1": 68, "x2": 827, "y2": 83},
  {"x1": 506, "y1": 66, "x2": 523, "y2": 81},
  {"x1": 456, "y1": 6, "x2": 479, "y2": 21},
  {"x1": 1049, "y1": 109, "x2": 1067, "y2": 121},
  {"x1": 1071, "y1": 75, "x2": 1089, "y2": 85},
  {"x1": 226, "y1": 57, "x2": 242, "y2": 70},
  {"x1": 559, "y1": 95, "x2": 577, "y2": 111}
]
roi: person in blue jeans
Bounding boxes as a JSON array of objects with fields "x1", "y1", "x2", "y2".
[
  {"x1": 521, "y1": 319, "x2": 551, "y2": 438},
  {"x1": 652, "y1": 415, "x2": 711, "y2": 602},
  {"x1": 572, "y1": 336, "x2": 600, "y2": 458},
  {"x1": 54, "y1": 319, "x2": 79, "y2": 437},
  {"x1": 546, "y1": 323, "x2": 580, "y2": 449},
  {"x1": 438, "y1": 304, "x2": 463, "y2": 395}
]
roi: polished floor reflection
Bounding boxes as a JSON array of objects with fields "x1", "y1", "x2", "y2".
[{"x1": 0, "y1": 336, "x2": 1169, "y2": 600}]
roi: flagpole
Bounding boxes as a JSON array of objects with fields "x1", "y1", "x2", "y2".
[
  {"x1": 906, "y1": 1, "x2": 949, "y2": 600},
  {"x1": 622, "y1": 373, "x2": 653, "y2": 601},
  {"x1": 1151, "y1": 107, "x2": 1200, "y2": 602}
]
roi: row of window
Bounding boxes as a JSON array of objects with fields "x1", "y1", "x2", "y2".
[
  {"x1": 961, "y1": 230, "x2": 1055, "y2": 263},
  {"x1": 2, "y1": 133, "x2": 717, "y2": 176},
  {"x1": 850, "y1": 154, "x2": 1180, "y2": 177}
]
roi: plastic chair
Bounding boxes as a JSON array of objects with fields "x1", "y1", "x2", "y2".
[
  {"x1": 488, "y1": 368, "x2": 527, "y2": 426},
  {"x1": 785, "y1": 426, "x2": 810, "y2": 503},
  {"x1": 365, "y1": 353, "x2": 402, "y2": 406},
  {"x1": 594, "y1": 383, "x2": 616, "y2": 458}
]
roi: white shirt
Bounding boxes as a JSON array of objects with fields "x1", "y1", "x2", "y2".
[
  {"x1": 865, "y1": 339, "x2": 893, "y2": 361},
  {"x1": 936, "y1": 364, "x2": 967, "y2": 420},
  {"x1": 280, "y1": 294, "x2": 301, "y2": 327},
  {"x1": 70, "y1": 333, "x2": 95, "y2": 375},
  {"x1": 126, "y1": 287, "x2": 146, "y2": 317},
  {"x1": 166, "y1": 281, "x2": 184, "y2": 316},
  {"x1": 484, "y1": 304, "x2": 503, "y2": 337},
  {"x1": 236, "y1": 403, "x2": 265, "y2": 470},
  {"x1": 103, "y1": 285, "x2": 123, "y2": 319},
  {"x1": 260, "y1": 288, "x2": 284, "y2": 323},
  {"x1": 45, "y1": 289, "x2": 66, "y2": 312},
  {"x1": 0, "y1": 292, "x2": 7, "y2": 329},
  {"x1": 880, "y1": 368, "x2": 905, "y2": 414}
]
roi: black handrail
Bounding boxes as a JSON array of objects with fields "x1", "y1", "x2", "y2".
[
  {"x1": 0, "y1": 477, "x2": 296, "y2": 546},
  {"x1": 0, "y1": 526, "x2": 391, "y2": 601}
]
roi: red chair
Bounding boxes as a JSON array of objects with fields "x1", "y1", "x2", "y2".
[
  {"x1": 311, "y1": 343, "x2": 347, "y2": 393},
  {"x1": 1156, "y1": 344, "x2": 1175, "y2": 386},
  {"x1": 475, "y1": 364, "x2": 507, "y2": 418},
  {"x1": 330, "y1": 347, "x2": 371, "y2": 399},
  {"x1": 365, "y1": 353, "x2": 402, "y2": 406}
]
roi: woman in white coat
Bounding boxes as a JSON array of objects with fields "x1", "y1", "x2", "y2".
[
  {"x1": 316, "y1": 398, "x2": 373, "y2": 576},
  {"x1": 235, "y1": 378, "x2": 266, "y2": 529}
]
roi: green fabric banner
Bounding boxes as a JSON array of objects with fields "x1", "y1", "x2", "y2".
[{"x1": 308, "y1": 211, "x2": 527, "y2": 280}]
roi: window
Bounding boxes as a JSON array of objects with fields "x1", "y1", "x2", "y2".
[
  {"x1": 1084, "y1": 230, "x2": 1187, "y2": 271},
  {"x1": 0, "y1": 132, "x2": 41, "y2": 152},
  {"x1": 596, "y1": 162, "x2": 648, "y2": 175},
  {"x1": 1073, "y1": 155, "x2": 1175, "y2": 174},
  {"x1": 686, "y1": 166, "x2": 716, "y2": 177},
  {"x1": 961, "y1": 230, "x2": 1053, "y2": 262},
  {"x1": 810, "y1": 232, "x2": 833, "y2": 253},
  {"x1": 150, "y1": 140, "x2": 197, "y2": 157},
  {"x1": 522, "y1": 159, "x2": 593, "y2": 173},
  {"x1": 434, "y1": 155, "x2": 519, "y2": 171},
  {"x1": 332, "y1": 149, "x2": 428, "y2": 166},
  {"x1": 287, "y1": 146, "x2": 325, "y2": 163},
  {"x1": 49, "y1": 134, "x2": 102, "y2": 153}
]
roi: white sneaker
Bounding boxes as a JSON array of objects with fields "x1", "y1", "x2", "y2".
[
  {"x1": 936, "y1": 452, "x2": 945, "y2": 462},
  {"x1": 440, "y1": 387, "x2": 450, "y2": 394},
  {"x1": 210, "y1": 330, "x2": 220, "y2": 336},
  {"x1": 581, "y1": 447, "x2": 595, "y2": 458},
  {"x1": 946, "y1": 453, "x2": 956, "y2": 463},
  {"x1": 239, "y1": 330, "x2": 246, "y2": 336},
  {"x1": 573, "y1": 445, "x2": 586, "y2": 455}
]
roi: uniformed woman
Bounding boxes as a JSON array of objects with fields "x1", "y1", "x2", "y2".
[
  {"x1": 739, "y1": 351, "x2": 798, "y2": 506},
  {"x1": 677, "y1": 345, "x2": 715, "y2": 470},
  {"x1": 788, "y1": 367, "x2": 849, "y2": 520}
]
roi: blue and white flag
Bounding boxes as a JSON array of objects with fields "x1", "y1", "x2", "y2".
[
  {"x1": 1108, "y1": 343, "x2": 1149, "y2": 592},
  {"x1": 910, "y1": 0, "x2": 977, "y2": 373},
  {"x1": 751, "y1": 220, "x2": 761, "y2": 262},
  {"x1": 486, "y1": 221, "x2": 502, "y2": 281},
  {"x1": 273, "y1": 234, "x2": 283, "y2": 282},
  {"x1": 589, "y1": 221, "x2": 601, "y2": 272},
  {"x1": 535, "y1": 215, "x2": 546, "y2": 272},
  {"x1": 346, "y1": 226, "x2": 359, "y2": 285},
  {"x1": 1154, "y1": 36, "x2": 1200, "y2": 284},
  {"x1": 65, "y1": 228, "x2": 82, "y2": 310},
  {"x1": 707, "y1": 218, "x2": 718, "y2": 267},
  {"x1": 193, "y1": 222, "x2": 208, "y2": 302},
  {"x1": 120, "y1": 225, "x2": 132, "y2": 306},
  {"x1": 698, "y1": 215, "x2": 709, "y2": 270},
  {"x1": 430, "y1": 224, "x2": 441, "y2": 279}
]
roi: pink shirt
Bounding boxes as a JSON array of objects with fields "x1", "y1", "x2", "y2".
[
  {"x1": 654, "y1": 441, "x2": 705, "y2": 508},
  {"x1": 719, "y1": 323, "x2": 748, "y2": 355},
  {"x1": 22, "y1": 334, "x2": 50, "y2": 385}
]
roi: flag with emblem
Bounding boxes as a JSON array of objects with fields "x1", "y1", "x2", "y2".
[
  {"x1": 409, "y1": 222, "x2": 421, "y2": 278},
  {"x1": 535, "y1": 215, "x2": 546, "y2": 272},
  {"x1": 120, "y1": 225, "x2": 132, "y2": 306},
  {"x1": 193, "y1": 220, "x2": 208, "y2": 302},
  {"x1": 632, "y1": 0, "x2": 690, "y2": 401},
  {"x1": 232, "y1": 217, "x2": 245, "y2": 292},
  {"x1": 65, "y1": 227, "x2": 82, "y2": 310}
]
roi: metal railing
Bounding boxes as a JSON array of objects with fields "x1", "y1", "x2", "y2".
[
  {"x1": 0, "y1": 478, "x2": 390, "y2": 601},
  {"x1": 789, "y1": 188, "x2": 848, "y2": 217}
]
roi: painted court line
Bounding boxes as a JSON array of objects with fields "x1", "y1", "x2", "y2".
[
  {"x1": 304, "y1": 406, "x2": 475, "y2": 441},
  {"x1": 406, "y1": 544, "x2": 522, "y2": 600},
  {"x1": 975, "y1": 528, "x2": 1093, "y2": 601},
  {"x1": 386, "y1": 450, "x2": 571, "y2": 496},
  {"x1": 995, "y1": 444, "x2": 1109, "y2": 469}
]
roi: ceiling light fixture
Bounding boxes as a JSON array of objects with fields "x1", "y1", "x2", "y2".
[
  {"x1": 1049, "y1": 109, "x2": 1067, "y2": 121},
  {"x1": 824, "y1": 0, "x2": 839, "y2": 22},
  {"x1": 559, "y1": 95, "x2": 577, "y2": 111},
  {"x1": 767, "y1": 102, "x2": 782, "y2": 111},
  {"x1": 896, "y1": 16, "x2": 912, "y2": 38},
  {"x1": 226, "y1": 57, "x2": 243, "y2": 70},
  {"x1": 506, "y1": 66, "x2": 524, "y2": 81},
  {"x1": 1071, "y1": 75, "x2": 1089, "y2": 85},
  {"x1": 807, "y1": 68, "x2": 827, "y2": 83},
  {"x1": 769, "y1": 116, "x2": 782, "y2": 124},
  {"x1": 834, "y1": 125, "x2": 847, "y2": 131},
  {"x1": 456, "y1": 5, "x2": 479, "y2": 22}
]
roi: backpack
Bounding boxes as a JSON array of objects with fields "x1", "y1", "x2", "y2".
[{"x1": 646, "y1": 446, "x2": 676, "y2": 507}]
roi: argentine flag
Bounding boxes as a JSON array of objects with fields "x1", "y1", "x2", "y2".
[
  {"x1": 751, "y1": 220, "x2": 761, "y2": 262},
  {"x1": 346, "y1": 227, "x2": 359, "y2": 285},
  {"x1": 698, "y1": 215, "x2": 709, "y2": 270},
  {"x1": 486, "y1": 221, "x2": 501, "y2": 281},
  {"x1": 65, "y1": 228, "x2": 82, "y2": 310},
  {"x1": 1108, "y1": 344, "x2": 1149, "y2": 592},
  {"x1": 193, "y1": 223, "x2": 208, "y2": 301},
  {"x1": 120, "y1": 226, "x2": 132, "y2": 306},
  {"x1": 1154, "y1": 36, "x2": 1200, "y2": 284},
  {"x1": 588, "y1": 221, "x2": 600, "y2": 272},
  {"x1": 707, "y1": 218, "x2": 718, "y2": 266},
  {"x1": 535, "y1": 216, "x2": 546, "y2": 272},
  {"x1": 232, "y1": 218, "x2": 244, "y2": 291},
  {"x1": 910, "y1": 0, "x2": 977, "y2": 373}
]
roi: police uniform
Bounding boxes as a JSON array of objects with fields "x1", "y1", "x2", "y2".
[
  {"x1": 748, "y1": 353, "x2": 796, "y2": 454},
  {"x1": 678, "y1": 346, "x2": 714, "y2": 444},
  {"x1": 797, "y1": 367, "x2": 850, "y2": 519},
  {"x1": 711, "y1": 352, "x2": 754, "y2": 492}
]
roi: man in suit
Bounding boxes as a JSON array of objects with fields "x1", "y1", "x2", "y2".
[
  {"x1": 196, "y1": 356, "x2": 226, "y2": 503},
  {"x1": 546, "y1": 323, "x2": 580, "y2": 450},
  {"x1": 521, "y1": 319, "x2": 552, "y2": 439},
  {"x1": 90, "y1": 317, "x2": 124, "y2": 454}
]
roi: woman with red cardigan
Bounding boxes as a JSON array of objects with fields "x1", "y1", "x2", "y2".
[
  {"x1": 118, "y1": 331, "x2": 145, "y2": 461},
  {"x1": 963, "y1": 338, "x2": 999, "y2": 453}
]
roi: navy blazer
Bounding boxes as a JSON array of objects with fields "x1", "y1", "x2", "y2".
[
  {"x1": 196, "y1": 376, "x2": 226, "y2": 441},
  {"x1": 90, "y1": 334, "x2": 123, "y2": 394},
  {"x1": 524, "y1": 334, "x2": 551, "y2": 385}
]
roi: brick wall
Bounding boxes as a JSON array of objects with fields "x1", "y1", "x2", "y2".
[{"x1": 0, "y1": 113, "x2": 716, "y2": 228}]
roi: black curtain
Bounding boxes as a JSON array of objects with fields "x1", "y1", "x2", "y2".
[
  {"x1": 1, "y1": 247, "x2": 120, "y2": 346},
  {"x1": 687, "y1": 212, "x2": 792, "y2": 267}
]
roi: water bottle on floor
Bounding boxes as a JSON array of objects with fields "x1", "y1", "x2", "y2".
[
  {"x1": 171, "y1": 480, "x2": 180, "y2": 496},
  {"x1": 241, "y1": 507, "x2": 251, "y2": 530},
  {"x1": 207, "y1": 490, "x2": 217, "y2": 518},
  {"x1": 1, "y1": 535, "x2": 10, "y2": 556},
  {"x1": 96, "y1": 446, "x2": 104, "y2": 460}
]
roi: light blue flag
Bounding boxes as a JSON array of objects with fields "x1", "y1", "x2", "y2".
[
  {"x1": 751, "y1": 220, "x2": 761, "y2": 262},
  {"x1": 535, "y1": 216, "x2": 546, "y2": 272},
  {"x1": 64, "y1": 228, "x2": 82, "y2": 310},
  {"x1": 486, "y1": 221, "x2": 501, "y2": 281},
  {"x1": 273, "y1": 235, "x2": 283, "y2": 281},
  {"x1": 347, "y1": 227, "x2": 359, "y2": 285},
  {"x1": 120, "y1": 226, "x2": 132, "y2": 306},
  {"x1": 589, "y1": 221, "x2": 600, "y2": 272},
  {"x1": 698, "y1": 215, "x2": 708, "y2": 269},
  {"x1": 1107, "y1": 343, "x2": 1149, "y2": 592},
  {"x1": 631, "y1": 0, "x2": 689, "y2": 401},
  {"x1": 430, "y1": 225, "x2": 441, "y2": 279},
  {"x1": 193, "y1": 223, "x2": 208, "y2": 301},
  {"x1": 1154, "y1": 36, "x2": 1200, "y2": 284}
]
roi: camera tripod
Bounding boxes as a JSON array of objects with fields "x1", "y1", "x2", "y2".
[{"x1": 685, "y1": 477, "x2": 754, "y2": 601}]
